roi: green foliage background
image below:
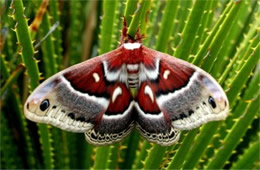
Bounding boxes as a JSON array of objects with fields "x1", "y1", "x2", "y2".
[{"x1": 1, "y1": 0, "x2": 259, "y2": 169}]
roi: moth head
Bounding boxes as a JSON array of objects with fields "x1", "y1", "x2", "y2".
[{"x1": 24, "y1": 80, "x2": 58, "y2": 119}]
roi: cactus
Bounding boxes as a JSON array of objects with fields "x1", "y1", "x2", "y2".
[{"x1": 1, "y1": 0, "x2": 259, "y2": 169}]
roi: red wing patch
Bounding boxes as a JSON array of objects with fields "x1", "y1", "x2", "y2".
[
  {"x1": 142, "y1": 46, "x2": 195, "y2": 96},
  {"x1": 136, "y1": 82, "x2": 161, "y2": 114},
  {"x1": 63, "y1": 57, "x2": 133, "y2": 117},
  {"x1": 106, "y1": 83, "x2": 133, "y2": 115},
  {"x1": 64, "y1": 61, "x2": 109, "y2": 98},
  {"x1": 156, "y1": 58, "x2": 195, "y2": 96}
]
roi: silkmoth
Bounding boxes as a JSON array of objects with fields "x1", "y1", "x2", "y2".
[{"x1": 24, "y1": 22, "x2": 229, "y2": 146}]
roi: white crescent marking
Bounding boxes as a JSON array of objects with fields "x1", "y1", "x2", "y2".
[
  {"x1": 92, "y1": 72, "x2": 100, "y2": 82},
  {"x1": 144, "y1": 85, "x2": 154, "y2": 102},
  {"x1": 112, "y1": 86, "x2": 122, "y2": 103},
  {"x1": 163, "y1": 70, "x2": 170, "y2": 79}
]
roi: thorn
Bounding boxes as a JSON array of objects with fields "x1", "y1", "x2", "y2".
[
  {"x1": 225, "y1": 129, "x2": 231, "y2": 133},
  {"x1": 208, "y1": 144, "x2": 214, "y2": 148},
  {"x1": 130, "y1": 14, "x2": 135, "y2": 18},
  {"x1": 11, "y1": 27, "x2": 17, "y2": 32},
  {"x1": 232, "y1": 118, "x2": 239, "y2": 122},
  {"x1": 9, "y1": 14, "x2": 16, "y2": 20},
  {"x1": 213, "y1": 134, "x2": 220, "y2": 138}
]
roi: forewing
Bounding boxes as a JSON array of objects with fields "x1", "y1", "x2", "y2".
[
  {"x1": 157, "y1": 53, "x2": 229, "y2": 130},
  {"x1": 24, "y1": 49, "x2": 134, "y2": 145}
]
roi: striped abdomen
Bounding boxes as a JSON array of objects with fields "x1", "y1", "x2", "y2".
[{"x1": 126, "y1": 64, "x2": 139, "y2": 88}]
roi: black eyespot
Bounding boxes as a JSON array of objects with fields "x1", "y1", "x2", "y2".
[
  {"x1": 68, "y1": 113, "x2": 75, "y2": 119},
  {"x1": 40, "y1": 99, "x2": 50, "y2": 111},
  {"x1": 208, "y1": 96, "x2": 216, "y2": 109},
  {"x1": 52, "y1": 105, "x2": 57, "y2": 109}
]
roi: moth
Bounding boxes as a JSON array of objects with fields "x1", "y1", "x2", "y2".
[{"x1": 24, "y1": 22, "x2": 229, "y2": 146}]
